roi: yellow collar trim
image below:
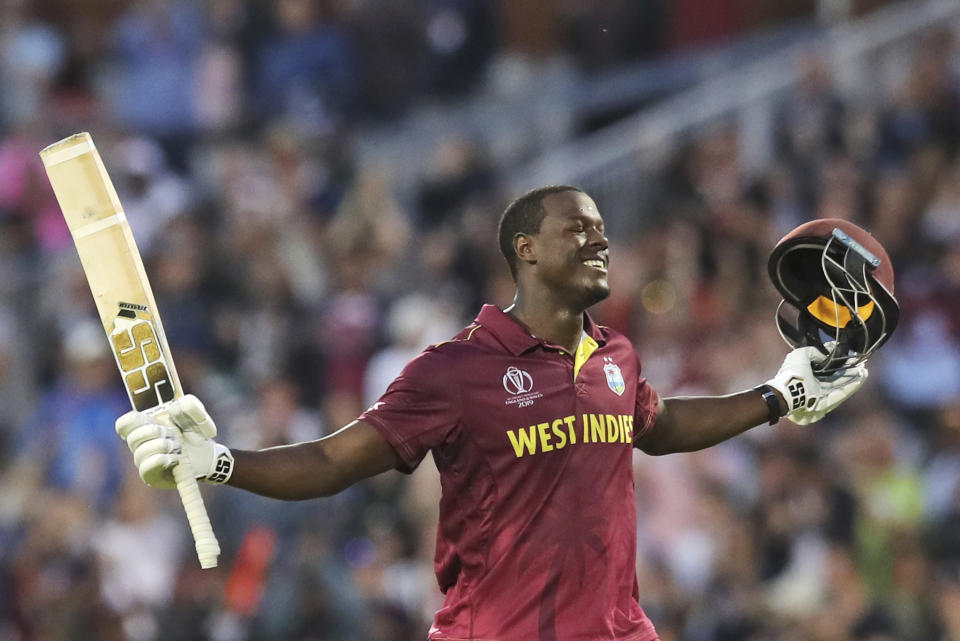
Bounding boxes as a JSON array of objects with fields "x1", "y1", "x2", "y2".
[{"x1": 574, "y1": 332, "x2": 599, "y2": 380}]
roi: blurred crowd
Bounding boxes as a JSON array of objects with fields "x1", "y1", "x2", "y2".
[{"x1": 0, "y1": 1, "x2": 958, "y2": 641}]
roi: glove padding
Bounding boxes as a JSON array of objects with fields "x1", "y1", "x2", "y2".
[
  {"x1": 116, "y1": 394, "x2": 234, "y2": 489},
  {"x1": 766, "y1": 346, "x2": 868, "y2": 425}
]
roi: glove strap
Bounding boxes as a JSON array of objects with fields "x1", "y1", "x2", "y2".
[
  {"x1": 205, "y1": 443, "x2": 235, "y2": 485},
  {"x1": 754, "y1": 384, "x2": 785, "y2": 425}
]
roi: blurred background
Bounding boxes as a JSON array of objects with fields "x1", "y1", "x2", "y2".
[{"x1": 1, "y1": 0, "x2": 959, "y2": 639}]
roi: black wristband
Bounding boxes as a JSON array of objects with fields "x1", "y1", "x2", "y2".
[{"x1": 754, "y1": 384, "x2": 784, "y2": 425}]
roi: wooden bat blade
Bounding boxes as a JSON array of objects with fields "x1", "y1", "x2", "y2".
[
  {"x1": 41, "y1": 133, "x2": 182, "y2": 409},
  {"x1": 40, "y1": 133, "x2": 124, "y2": 230}
]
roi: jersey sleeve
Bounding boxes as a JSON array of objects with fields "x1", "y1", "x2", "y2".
[
  {"x1": 633, "y1": 370, "x2": 660, "y2": 445},
  {"x1": 357, "y1": 348, "x2": 460, "y2": 473}
]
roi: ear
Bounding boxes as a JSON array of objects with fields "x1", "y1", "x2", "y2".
[{"x1": 513, "y1": 233, "x2": 537, "y2": 268}]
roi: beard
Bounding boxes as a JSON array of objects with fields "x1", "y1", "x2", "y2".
[
  {"x1": 574, "y1": 278, "x2": 611, "y2": 310},
  {"x1": 535, "y1": 259, "x2": 612, "y2": 311}
]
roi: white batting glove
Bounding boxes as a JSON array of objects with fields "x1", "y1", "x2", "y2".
[
  {"x1": 116, "y1": 394, "x2": 234, "y2": 489},
  {"x1": 766, "y1": 346, "x2": 868, "y2": 425}
]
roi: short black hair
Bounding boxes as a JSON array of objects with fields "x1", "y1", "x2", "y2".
[{"x1": 498, "y1": 185, "x2": 584, "y2": 280}]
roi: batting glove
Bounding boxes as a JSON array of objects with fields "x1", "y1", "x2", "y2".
[
  {"x1": 766, "y1": 346, "x2": 868, "y2": 425},
  {"x1": 116, "y1": 394, "x2": 234, "y2": 489}
]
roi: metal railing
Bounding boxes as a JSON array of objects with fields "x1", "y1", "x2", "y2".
[{"x1": 511, "y1": 0, "x2": 960, "y2": 235}]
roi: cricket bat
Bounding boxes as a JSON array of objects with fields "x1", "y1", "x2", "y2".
[{"x1": 40, "y1": 132, "x2": 220, "y2": 569}]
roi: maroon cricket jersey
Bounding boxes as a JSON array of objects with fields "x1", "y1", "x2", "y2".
[{"x1": 358, "y1": 305, "x2": 661, "y2": 641}]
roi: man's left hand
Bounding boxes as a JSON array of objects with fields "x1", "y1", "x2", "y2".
[{"x1": 767, "y1": 346, "x2": 868, "y2": 425}]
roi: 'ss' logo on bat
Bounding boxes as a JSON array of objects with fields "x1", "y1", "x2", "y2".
[{"x1": 109, "y1": 304, "x2": 174, "y2": 411}]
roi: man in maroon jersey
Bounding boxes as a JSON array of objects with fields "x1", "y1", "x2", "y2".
[{"x1": 117, "y1": 186, "x2": 868, "y2": 641}]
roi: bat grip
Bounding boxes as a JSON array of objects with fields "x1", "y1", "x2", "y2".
[{"x1": 172, "y1": 448, "x2": 221, "y2": 569}]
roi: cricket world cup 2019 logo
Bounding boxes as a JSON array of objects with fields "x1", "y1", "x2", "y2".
[
  {"x1": 503, "y1": 365, "x2": 542, "y2": 408},
  {"x1": 503, "y1": 366, "x2": 534, "y2": 395},
  {"x1": 109, "y1": 307, "x2": 174, "y2": 411}
]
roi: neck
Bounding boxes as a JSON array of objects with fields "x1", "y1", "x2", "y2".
[{"x1": 505, "y1": 289, "x2": 585, "y2": 354}]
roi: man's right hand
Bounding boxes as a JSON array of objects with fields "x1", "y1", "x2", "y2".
[{"x1": 116, "y1": 394, "x2": 234, "y2": 489}]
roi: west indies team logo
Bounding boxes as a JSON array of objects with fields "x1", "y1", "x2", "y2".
[
  {"x1": 503, "y1": 366, "x2": 534, "y2": 395},
  {"x1": 603, "y1": 357, "x2": 625, "y2": 396}
]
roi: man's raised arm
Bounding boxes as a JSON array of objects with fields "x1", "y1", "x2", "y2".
[{"x1": 635, "y1": 346, "x2": 868, "y2": 456}]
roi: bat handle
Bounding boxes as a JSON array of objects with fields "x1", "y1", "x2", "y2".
[{"x1": 172, "y1": 456, "x2": 221, "y2": 568}]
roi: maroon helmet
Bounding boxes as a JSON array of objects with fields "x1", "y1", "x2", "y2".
[{"x1": 768, "y1": 218, "x2": 899, "y2": 375}]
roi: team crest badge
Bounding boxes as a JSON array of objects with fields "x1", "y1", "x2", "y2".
[{"x1": 603, "y1": 357, "x2": 625, "y2": 396}]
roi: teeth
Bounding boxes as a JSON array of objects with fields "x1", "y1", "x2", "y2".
[{"x1": 584, "y1": 259, "x2": 605, "y2": 269}]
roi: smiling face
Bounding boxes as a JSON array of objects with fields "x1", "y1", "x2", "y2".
[{"x1": 516, "y1": 190, "x2": 610, "y2": 310}]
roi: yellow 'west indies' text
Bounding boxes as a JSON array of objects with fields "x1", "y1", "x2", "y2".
[{"x1": 506, "y1": 413, "x2": 634, "y2": 458}]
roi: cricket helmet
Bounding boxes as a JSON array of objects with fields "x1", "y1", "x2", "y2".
[{"x1": 768, "y1": 218, "x2": 899, "y2": 374}]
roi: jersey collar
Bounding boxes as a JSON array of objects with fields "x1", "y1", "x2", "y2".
[{"x1": 475, "y1": 304, "x2": 608, "y2": 356}]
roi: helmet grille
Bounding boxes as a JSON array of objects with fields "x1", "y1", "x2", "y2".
[{"x1": 769, "y1": 225, "x2": 899, "y2": 375}]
